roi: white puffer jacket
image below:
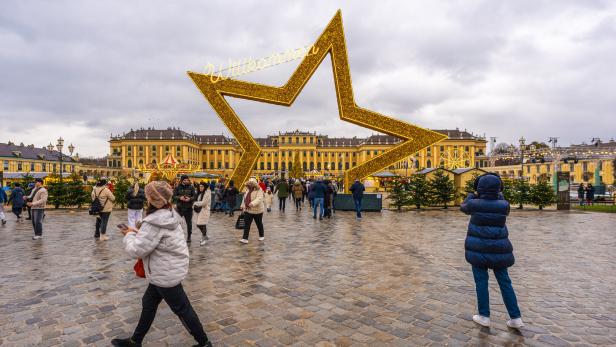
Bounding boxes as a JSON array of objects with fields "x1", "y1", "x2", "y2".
[{"x1": 123, "y1": 208, "x2": 189, "y2": 288}]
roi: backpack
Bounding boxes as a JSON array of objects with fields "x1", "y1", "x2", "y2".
[{"x1": 89, "y1": 188, "x2": 108, "y2": 216}]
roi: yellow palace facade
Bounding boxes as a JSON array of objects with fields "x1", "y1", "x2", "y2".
[{"x1": 108, "y1": 128, "x2": 488, "y2": 178}]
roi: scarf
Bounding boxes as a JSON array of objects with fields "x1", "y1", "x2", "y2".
[{"x1": 245, "y1": 187, "x2": 255, "y2": 207}]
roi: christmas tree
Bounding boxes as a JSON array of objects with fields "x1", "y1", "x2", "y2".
[
  {"x1": 461, "y1": 172, "x2": 481, "y2": 199},
  {"x1": 429, "y1": 170, "x2": 456, "y2": 209},
  {"x1": 387, "y1": 178, "x2": 409, "y2": 210},
  {"x1": 66, "y1": 173, "x2": 89, "y2": 208},
  {"x1": 289, "y1": 151, "x2": 304, "y2": 179},
  {"x1": 530, "y1": 179, "x2": 556, "y2": 210},
  {"x1": 511, "y1": 178, "x2": 531, "y2": 209},
  {"x1": 113, "y1": 176, "x2": 132, "y2": 209},
  {"x1": 46, "y1": 173, "x2": 67, "y2": 208},
  {"x1": 407, "y1": 174, "x2": 431, "y2": 209}
]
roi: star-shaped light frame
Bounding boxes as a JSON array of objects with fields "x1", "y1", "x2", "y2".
[{"x1": 188, "y1": 10, "x2": 447, "y2": 191}]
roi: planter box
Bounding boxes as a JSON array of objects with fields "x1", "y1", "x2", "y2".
[{"x1": 333, "y1": 193, "x2": 382, "y2": 212}]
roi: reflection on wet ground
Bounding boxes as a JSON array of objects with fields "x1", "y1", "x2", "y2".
[{"x1": 0, "y1": 207, "x2": 615, "y2": 346}]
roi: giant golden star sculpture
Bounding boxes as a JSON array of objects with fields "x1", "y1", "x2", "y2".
[{"x1": 188, "y1": 10, "x2": 446, "y2": 191}]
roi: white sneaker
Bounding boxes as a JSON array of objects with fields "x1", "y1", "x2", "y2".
[
  {"x1": 32, "y1": 236, "x2": 42, "y2": 240},
  {"x1": 239, "y1": 239, "x2": 249, "y2": 244},
  {"x1": 472, "y1": 315, "x2": 490, "y2": 327},
  {"x1": 100, "y1": 235, "x2": 109, "y2": 241},
  {"x1": 506, "y1": 318, "x2": 524, "y2": 329},
  {"x1": 200, "y1": 239, "x2": 207, "y2": 246},
  {"x1": 258, "y1": 237, "x2": 265, "y2": 241}
]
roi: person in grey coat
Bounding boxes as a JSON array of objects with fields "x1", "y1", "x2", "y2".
[{"x1": 112, "y1": 181, "x2": 211, "y2": 347}]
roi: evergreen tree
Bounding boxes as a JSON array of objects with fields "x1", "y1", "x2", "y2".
[
  {"x1": 461, "y1": 172, "x2": 481, "y2": 199},
  {"x1": 19, "y1": 172, "x2": 35, "y2": 191},
  {"x1": 511, "y1": 178, "x2": 531, "y2": 209},
  {"x1": 502, "y1": 178, "x2": 515, "y2": 202},
  {"x1": 289, "y1": 151, "x2": 304, "y2": 179},
  {"x1": 407, "y1": 174, "x2": 431, "y2": 209},
  {"x1": 46, "y1": 173, "x2": 67, "y2": 208},
  {"x1": 66, "y1": 173, "x2": 89, "y2": 208},
  {"x1": 387, "y1": 178, "x2": 409, "y2": 210},
  {"x1": 429, "y1": 170, "x2": 456, "y2": 209},
  {"x1": 530, "y1": 179, "x2": 556, "y2": 210},
  {"x1": 114, "y1": 176, "x2": 131, "y2": 209}
]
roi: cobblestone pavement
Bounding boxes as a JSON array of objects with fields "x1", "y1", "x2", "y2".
[{"x1": 1, "y1": 205, "x2": 615, "y2": 347}]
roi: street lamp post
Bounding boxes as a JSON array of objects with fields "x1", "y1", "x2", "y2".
[{"x1": 519, "y1": 137, "x2": 525, "y2": 180}]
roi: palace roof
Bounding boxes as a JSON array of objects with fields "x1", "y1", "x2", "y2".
[{"x1": 0, "y1": 142, "x2": 73, "y2": 162}]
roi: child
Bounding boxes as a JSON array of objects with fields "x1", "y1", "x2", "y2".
[
  {"x1": 460, "y1": 173, "x2": 524, "y2": 329},
  {"x1": 264, "y1": 187, "x2": 274, "y2": 212}
]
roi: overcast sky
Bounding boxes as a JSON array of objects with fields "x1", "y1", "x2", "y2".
[{"x1": 1, "y1": 0, "x2": 615, "y2": 157}]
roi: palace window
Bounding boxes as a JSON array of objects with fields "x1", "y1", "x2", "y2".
[
  {"x1": 303, "y1": 137, "x2": 306, "y2": 144},
  {"x1": 440, "y1": 146, "x2": 445, "y2": 152},
  {"x1": 426, "y1": 160, "x2": 432, "y2": 168},
  {"x1": 218, "y1": 162, "x2": 222, "y2": 169},
  {"x1": 345, "y1": 162, "x2": 349, "y2": 170},
  {"x1": 209, "y1": 161, "x2": 214, "y2": 169},
  {"x1": 295, "y1": 137, "x2": 299, "y2": 143},
  {"x1": 310, "y1": 162, "x2": 314, "y2": 170},
  {"x1": 303, "y1": 162, "x2": 307, "y2": 171},
  {"x1": 338, "y1": 162, "x2": 342, "y2": 170},
  {"x1": 310, "y1": 138, "x2": 314, "y2": 144},
  {"x1": 218, "y1": 150, "x2": 222, "y2": 155},
  {"x1": 331, "y1": 162, "x2": 335, "y2": 169},
  {"x1": 281, "y1": 162, "x2": 286, "y2": 170},
  {"x1": 267, "y1": 162, "x2": 271, "y2": 170},
  {"x1": 127, "y1": 145, "x2": 132, "y2": 154},
  {"x1": 30, "y1": 163, "x2": 35, "y2": 171},
  {"x1": 127, "y1": 159, "x2": 132, "y2": 168},
  {"x1": 303, "y1": 151, "x2": 307, "y2": 156},
  {"x1": 202, "y1": 163, "x2": 207, "y2": 170},
  {"x1": 152, "y1": 145, "x2": 156, "y2": 152},
  {"x1": 352, "y1": 162, "x2": 356, "y2": 167},
  {"x1": 165, "y1": 145, "x2": 170, "y2": 153},
  {"x1": 317, "y1": 163, "x2": 321, "y2": 170},
  {"x1": 274, "y1": 162, "x2": 278, "y2": 170},
  {"x1": 281, "y1": 138, "x2": 285, "y2": 144},
  {"x1": 288, "y1": 162, "x2": 293, "y2": 170}
]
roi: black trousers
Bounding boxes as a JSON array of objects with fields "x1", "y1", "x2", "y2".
[
  {"x1": 132, "y1": 283, "x2": 208, "y2": 345},
  {"x1": 278, "y1": 197, "x2": 286, "y2": 211},
  {"x1": 178, "y1": 209, "x2": 193, "y2": 239},
  {"x1": 198, "y1": 224, "x2": 207, "y2": 237},
  {"x1": 295, "y1": 198, "x2": 302, "y2": 210},
  {"x1": 95, "y1": 212, "x2": 111, "y2": 236},
  {"x1": 242, "y1": 213, "x2": 264, "y2": 239}
]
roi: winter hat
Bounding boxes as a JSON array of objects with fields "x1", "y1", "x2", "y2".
[
  {"x1": 145, "y1": 181, "x2": 173, "y2": 208},
  {"x1": 245, "y1": 177, "x2": 259, "y2": 188},
  {"x1": 180, "y1": 174, "x2": 189, "y2": 180}
]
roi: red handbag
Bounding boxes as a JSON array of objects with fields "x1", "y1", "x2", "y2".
[{"x1": 134, "y1": 258, "x2": 146, "y2": 278}]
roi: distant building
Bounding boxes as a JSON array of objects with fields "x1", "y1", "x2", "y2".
[{"x1": 108, "y1": 127, "x2": 488, "y2": 178}]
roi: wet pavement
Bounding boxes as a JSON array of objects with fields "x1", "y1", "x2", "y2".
[{"x1": 1, "y1": 205, "x2": 615, "y2": 346}]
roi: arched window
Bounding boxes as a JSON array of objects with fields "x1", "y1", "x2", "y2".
[
  {"x1": 426, "y1": 160, "x2": 432, "y2": 168},
  {"x1": 127, "y1": 159, "x2": 132, "y2": 168}
]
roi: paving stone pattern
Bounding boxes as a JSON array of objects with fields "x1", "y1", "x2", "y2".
[{"x1": 0, "y1": 206, "x2": 615, "y2": 346}]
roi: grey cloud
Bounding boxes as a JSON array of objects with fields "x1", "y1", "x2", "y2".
[{"x1": 1, "y1": 0, "x2": 615, "y2": 156}]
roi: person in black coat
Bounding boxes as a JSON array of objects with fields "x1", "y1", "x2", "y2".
[
  {"x1": 460, "y1": 173, "x2": 524, "y2": 329},
  {"x1": 224, "y1": 180, "x2": 239, "y2": 217},
  {"x1": 577, "y1": 183, "x2": 585, "y2": 206},
  {"x1": 586, "y1": 183, "x2": 595, "y2": 205},
  {"x1": 126, "y1": 182, "x2": 146, "y2": 228},
  {"x1": 173, "y1": 175, "x2": 197, "y2": 243},
  {"x1": 8, "y1": 183, "x2": 26, "y2": 222}
]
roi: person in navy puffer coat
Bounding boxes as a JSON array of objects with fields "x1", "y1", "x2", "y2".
[{"x1": 461, "y1": 173, "x2": 524, "y2": 329}]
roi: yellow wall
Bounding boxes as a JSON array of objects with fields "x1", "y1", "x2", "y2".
[
  {"x1": 491, "y1": 159, "x2": 614, "y2": 185},
  {"x1": 109, "y1": 134, "x2": 487, "y2": 178}
]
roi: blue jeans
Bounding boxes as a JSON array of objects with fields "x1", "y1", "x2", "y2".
[
  {"x1": 313, "y1": 197, "x2": 324, "y2": 218},
  {"x1": 353, "y1": 198, "x2": 362, "y2": 218},
  {"x1": 472, "y1": 266, "x2": 521, "y2": 319}
]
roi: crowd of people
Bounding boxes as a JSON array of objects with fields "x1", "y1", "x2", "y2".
[
  {"x1": 576, "y1": 183, "x2": 596, "y2": 206},
  {"x1": 0, "y1": 172, "x2": 529, "y2": 346}
]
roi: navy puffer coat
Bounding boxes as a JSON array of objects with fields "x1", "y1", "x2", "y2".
[{"x1": 460, "y1": 175, "x2": 514, "y2": 269}]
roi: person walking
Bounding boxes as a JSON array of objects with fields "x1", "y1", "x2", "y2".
[
  {"x1": 264, "y1": 187, "x2": 274, "y2": 212},
  {"x1": 324, "y1": 180, "x2": 335, "y2": 219},
  {"x1": 0, "y1": 185, "x2": 8, "y2": 225},
  {"x1": 193, "y1": 182, "x2": 211, "y2": 246},
  {"x1": 224, "y1": 180, "x2": 239, "y2": 217},
  {"x1": 586, "y1": 183, "x2": 595, "y2": 206},
  {"x1": 26, "y1": 178, "x2": 47, "y2": 240},
  {"x1": 25, "y1": 182, "x2": 35, "y2": 220},
  {"x1": 311, "y1": 179, "x2": 326, "y2": 220},
  {"x1": 112, "y1": 181, "x2": 212, "y2": 347},
  {"x1": 126, "y1": 181, "x2": 146, "y2": 228},
  {"x1": 349, "y1": 179, "x2": 365, "y2": 220},
  {"x1": 173, "y1": 175, "x2": 196, "y2": 243},
  {"x1": 239, "y1": 178, "x2": 265, "y2": 244},
  {"x1": 92, "y1": 179, "x2": 115, "y2": 240},
  {"x1": 460, "y1": 173, "x2": 524, "y2": 329},
  {"x1": 577, "y1": 183, "x2": 585, "y2": 206},
  {"x1": 274, "y1": 179, "x2": 289, "y2": 212},
  {"x1": 292, "y1": 180, "x2": 303, "y2": 211},
  {"x1": 8, "y1": 182, "x2": 26, "y2": 222}
]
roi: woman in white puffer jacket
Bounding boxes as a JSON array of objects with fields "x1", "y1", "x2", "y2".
[{"x1": 112, "y1": 181, "x2": 212, "y2": 347}]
